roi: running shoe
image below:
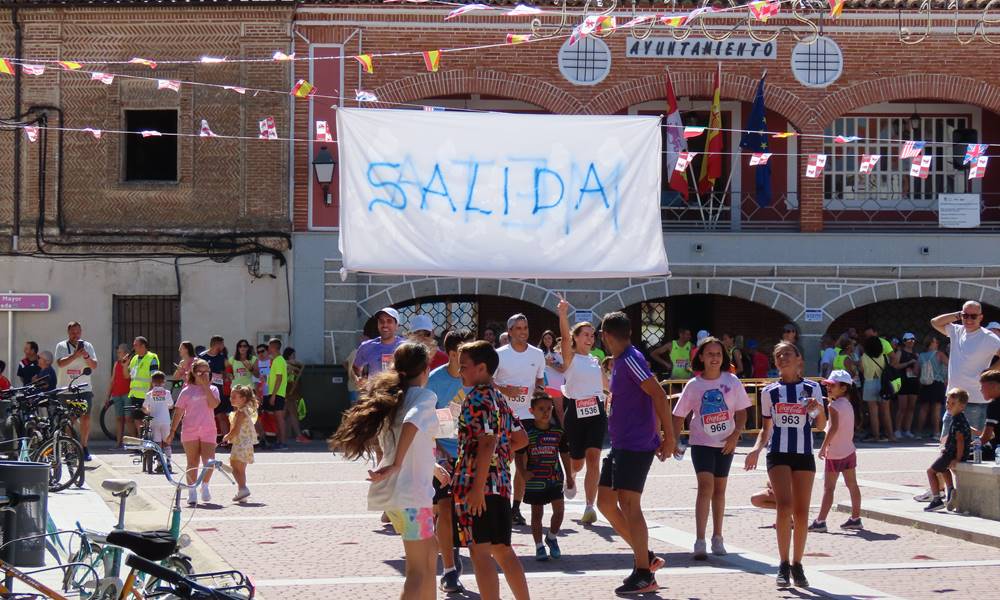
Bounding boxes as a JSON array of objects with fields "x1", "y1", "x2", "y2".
[
  {"x1": 580, "y1": 506, "x2": 598, "y2": 524},
  {"x1": 840, "y1": 517, "x2": 864, "y2": 530},
  {"x1": 233, "y1": 487, "x2": 251, "y2": 503},
  {"x1": 807, "y1": 520, "x2": 827, "y2": 533},
  {"x1": 84, "y1": 448, "x2": 93, "y2": 462},
  {"x1": 545, "y1": 536, "x2": 561, "y2": 559},
  {"x1": 913, "y1": 490, "x2": 935, "y2": 502},
  {"x1": 614, "y1": 571, "x2": 658, "y2": 595},
  {"x1": 924, "y1": 497, "x2": 945, "y2": 512},
  {"x1": 535, "y1": 545, "x2": 548, "y2": 562},
  {"x1": 894, "y1": 430, "x2": 903, "y2": 440},
  {"x1": 187, "y1": 489, "x2": 198, "y2": 507},
  {"x1": 440, "y1": 570, "x2": 464, "y2": 593},
  {"x1": 200, "y1": 484, "x2": 211, "y2": 503},
  {"x1": 775, "y1": 561, "x2": 791, "y2": 588},
  {"x1": 649, "y1": 551, "x2": 665, "y2": 572},
  {"x1": 711, "y1": 535, "x2": 727, "y2": 556},
  {"x1": 295, "y1": 434, "x2": 310, "y2": 443},
  {"x1": 692, "y1": 539, "x2": 707, "y2": 560},
  {"x1": 512, "y1": 509, "x2": 527, "y2": 526},
  {"x1": 563, "y1": 481, "x2": 577, "y2": 500},
  {"x1": 791, "y1": 563, "x2": 809, "y2": 587},
  {"x1": 904, "y1": 431, "x2": 915, "y2": 439}
]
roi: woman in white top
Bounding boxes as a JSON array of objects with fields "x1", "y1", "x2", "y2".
[
  {"x1": 555, "y1": 295, "x2": 609, "y2": 525},
  {"x1": 329, "y1": 342, "x2": 448, "y2": 600}
]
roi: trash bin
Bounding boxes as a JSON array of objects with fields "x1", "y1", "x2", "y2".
[
  {"x1": 298, "y1": 365, "x2": 350, "y2": 437},
  {"x1": 0, "y1": 461, "x2": 49, "y2": 567}
]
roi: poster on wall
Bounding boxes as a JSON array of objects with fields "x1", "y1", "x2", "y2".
[
  {"x1": 938, "y1": 194, "x2": 981, "y2": 228},
  {"x1": 337, "y1": 108, "x2": 669, "y2": 278}
]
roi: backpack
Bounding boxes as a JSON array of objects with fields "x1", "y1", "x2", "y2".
[
  {"x1": 872, "y1": 356, "x2": 901, "y2": 400},
  {"x1": 919, "y1": 357, "x2": 935, "y2": 386}
]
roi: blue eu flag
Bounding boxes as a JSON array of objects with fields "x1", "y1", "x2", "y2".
[{"x1": 740, "y1": 75, "x2": 773, "y2": 208}]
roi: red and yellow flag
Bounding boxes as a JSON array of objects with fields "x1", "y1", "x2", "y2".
[
  {"x1": 697, "y1": 63, "x2": 723, "y2": 195},
  {"x1": 355, "y1": 55, "x2": 374, "y2": 74},
  {"x1": 422, "y1": 50, "x2": 441, "y2": 72},
  {"x1": 506, "y1": 33, "x2": 531, "y2": 44},
  {"x1": 291, "y1": 79, "x2": 314, "y2": 98},
  {"x1": 829, "y1": 0, "x2": 845, "y2": 18},
  {"x1": 58, "y1": 61, "x2": 82, "y2": 70},
  {"x1": 0, "y1": 59, "x2": 14, "y2": 75}
]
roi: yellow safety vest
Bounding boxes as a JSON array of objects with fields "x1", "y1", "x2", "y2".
[
  {"x1": 669, "y1": 340, "x2": 692, "y2": 379},
  {"x1": 128, "y1": 352, "x2": 160, "y2": 399},
  {"x1": 833, "y1": 349, "x2": 848, "y2": 371}
]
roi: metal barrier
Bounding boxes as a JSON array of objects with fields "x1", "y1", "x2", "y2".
[{"x1": 660, "y1": 377, "x2": 825, "y2": 435}]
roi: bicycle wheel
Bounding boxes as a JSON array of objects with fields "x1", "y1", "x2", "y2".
[
  {"x1": 62, "y1": 546, "x2": 106, "y2": 594},
  {"x1": 99, "y1": 402, "x2": 116, "y2": 441},
  {"x1": 142, "y1": 553, "x2": 193, "y2": 594},
  {"x1": 32, "y1": 435, "x2": 85, "y2": 492}
]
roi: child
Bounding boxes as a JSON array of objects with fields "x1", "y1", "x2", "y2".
[
  {"x1": 523, "y1": 392, "x2": 572, "y2": 562},
  {"x1": 810, "y1": 370, "x2": 863, "y2": 532},
  {"x1": 977, "y1": 370, "x2": 1000, "y2": 461},
  {"x1": 142, "y1": 371, "x2": 174, "y2": 472},
  {"x1": 452, "y1": 340, "x2": 530, "y2": 600},
  {"x1": 329, "y1": 342, "x2": 446, "y2": 600},
  {"x1": 222, "y1": 385, "x2": 258, "y2": 502},
  {"x1": 924, "y1": 388, "x2": 971, "y2": 512},
  {"x1": 0, "y1": 360, "x2": 10, "y2": 391}
]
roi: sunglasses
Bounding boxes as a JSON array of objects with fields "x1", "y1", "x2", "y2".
[{"x1": 962, "y1": 313, "x2": 982, "y2": 320}]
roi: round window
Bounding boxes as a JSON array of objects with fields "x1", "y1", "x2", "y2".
[
  {"x1": 790, "y1": 37, "x2": 843, "y2": 88},
  {"x1": 558, "y1": 36, "x2": 611, "y2": 87}
]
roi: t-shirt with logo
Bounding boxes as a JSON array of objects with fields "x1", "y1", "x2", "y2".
[
  {"x1": 229, "y1": 357, "x2": 256, "y2": 388},
  {"x1": 673, "y1": 373, "x2": 751, "y2": 448},
  {"x1": 198, "y1": 351, "x2": 228, "y2": 389},
  {"x1": 524, "y1": 421, "x2": 569, "y2": 490},
  {"x1": 494, "y1": 344, "x2": 546, "y2": 421},
  {"x1": 426, "y1": 365, "x2": 468, "y2": 459},
  {"x1": 353, "y1": 337, "x2": 405, "y2": 378},
  {"x1": 760, "y1": 379, "x2": 823, "y2": 455},
  {"x1": 609, "y1": 345, "x2": 660, "y2": 453},
  {"x1": 143, "y1": 386, "x2": 174, "y2": 426},
  {"x1": 54, "y1": 340, "x2": 97, "y2": 388}
]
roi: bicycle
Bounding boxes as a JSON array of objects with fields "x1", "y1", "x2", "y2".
[{"x1": 125, "y1": 553, "x2": 254, "y2": 600}]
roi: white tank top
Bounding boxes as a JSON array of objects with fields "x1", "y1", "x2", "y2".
[{"x1": 561, "y1": 353, "x2": 605, "y2": 400}]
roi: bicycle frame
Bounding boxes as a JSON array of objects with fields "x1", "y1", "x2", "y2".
[{"x1": 0, "y1": 558, "x2": 71, "y2": 599}]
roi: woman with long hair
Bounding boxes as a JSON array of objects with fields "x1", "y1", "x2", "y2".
[
  {"x1": 892, "y1": 333, "x2": 921, "y2": 439},
  {"x1": 173, "y1": 341, "x2": 196, "y2": 386},
  {"x1": 166, "y1": 358, "x2": 221, "y2": 505},
  {"x1": 917, "y1": 334, "x2": 949, "y2": 439},
  {"x1": 329, "y1": 342, "x2": 447, "y2": 600}
]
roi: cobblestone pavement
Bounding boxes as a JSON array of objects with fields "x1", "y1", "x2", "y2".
[{"x1": 94, "y1": 441, "x2": 999, "y2": 600}]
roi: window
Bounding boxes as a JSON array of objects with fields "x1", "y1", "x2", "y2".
[
  {"x1": 397, "y1": 299, "x2": 478, "y2": 337},
  {"x1": 557, "y1": 36, "x2": 612, "y2": 86},
  {"x1": 824, "y1": 112, "x2": 971, "y2": 209},
  {"x1": 112, "y1": 295, "x2": 181, "y2": 366},
  {"x1": 790, "y1": 38, "x2": 843, "y2": 88},
  {"x1": 640, "y1": 302, "x2": 667, "y2": 350},
  {"x1": 124, "y1": 110, "x2": 178, "y2": 182}
]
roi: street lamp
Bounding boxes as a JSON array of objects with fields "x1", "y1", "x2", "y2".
[
  {"x1": 312, "y1": 145, "x2": 336, "y2": 206},
  {"x1": 909, "y1": 109, "x2": 921, "y2": 133}
]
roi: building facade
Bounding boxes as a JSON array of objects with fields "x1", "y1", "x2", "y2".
[{"x1": 289, "y1": 1, "x2": 1000, "y2": 373}]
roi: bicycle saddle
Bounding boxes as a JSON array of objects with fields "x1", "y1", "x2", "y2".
[
  {"x1": 107, "y1": 529, "x2": 177, "y2": 561},
  {"x1": 101, "y1": 479, "x2": 137, "y2": 496}
]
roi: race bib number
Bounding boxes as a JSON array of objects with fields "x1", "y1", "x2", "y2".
[
  {"x1": 674, "y1": 359, "x2": 689, "y2": 371},
  {"x1": 236, "y1": 367, "x2": 249, "y2": 378},
  {"x1": 435, "y1": 408, "x2": 457, "y2": 439},
  {"x1": 575, "y1": 397, "x2": 600, "y2": 419},
  {"x1": 775, "y1": 403, "x2": 806, "y2": 428},
  {"x1": 380, "y1": 354, "x2": 394, "y2": 372},
  {"x1": 152, "y1": 389, "x2": 167, "y2": 399},
  {"x1": 211, "y1": 374, "x2": 224, "y2": 386},
  {"x1": 67, "y1": 368, "x2": 82, "y2": 377},
  {"x1": 702, "y1": 410, "x2": 733, "y2": 438}
]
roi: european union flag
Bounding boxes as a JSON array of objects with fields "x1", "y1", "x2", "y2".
[{"x1": 740, "y1": 75, "x2": 773, "y2": 208}]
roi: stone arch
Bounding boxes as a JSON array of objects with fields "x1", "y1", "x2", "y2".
[
  {"x1": 590, "y1": 277, "x2": 803, "y2": 323},
  {"x1": 821, "y1": 280, "x2": 1000, "y2": 323},
  {"x1": 814, "y1": 73, "x2": 1000, "y2": 129},
  {"x1": 358, "y1": 276, "x2": 558, "y2": 319},
  {"x1": 372, "y1": 69, "x2": 585, "y2": 115},
  {"x1": 582, "y1": 72, "x2": 816, "y2": 130}
]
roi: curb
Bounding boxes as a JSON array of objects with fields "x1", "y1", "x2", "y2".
[{"x1": 835, "y1": 501, "x2": 1000, "y2": 549}]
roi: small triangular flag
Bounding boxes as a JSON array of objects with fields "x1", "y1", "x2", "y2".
[
  {"x1": 22, "y1": 64, "x2": 45, "y2": 76},
  {"x1": 355, "y1": 55, "x2": 374, "y2": 74},
  {"x1": 129, "y1": 57, "x2": 157, "y2": 69},
  {"x1": 141, "y1": 130, "x2": 162, "y2": 138},
  {"x1": 82, "y1": 128, "x2": 102, "y2": 140},
  {"x1": 272, "y1": 51, "x2": 294, "y2": 61},
  {"x1": 422, "y1": 50, "x2": 441, "y2": 72},
  {"x1": 200, "y1": 119, "x2": 217, "y2": 138},
  {"x1": 505, "y1": 33, "x2": 531, "y2": 45},
  {"x1": 291, "y1": 79, "x2": 314, "y2": 98},
  {"x1": 24, "y1": 126, "x2": 38, "y2": 142},
  {"x1": 58, "y1": 61, "x2": 82, "y2": 71},
  {"x1": 92, "y1": 72, "x2": 115, "y2": 85},
  {"x1": 0, "y1": 59, "x2": 14, "y2": 75},
  {"x1": 157, "y1": 79, "x2": 181, "y2": 92}
]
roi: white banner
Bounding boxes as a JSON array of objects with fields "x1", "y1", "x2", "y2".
[{"x1": 337, "y1": 109, "x2": 669, "y2": 278}]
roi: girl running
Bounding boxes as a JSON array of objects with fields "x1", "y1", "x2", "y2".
[
  {"x1": 810, "y1": 370, "x2": 863, "y2": 532},
  {"x1": 672, "y1": 337, "x2": 751, "y2": 559},
  {"x1": 556, "y1": 296, "x2": 608, "y2": 525},
  {"x1": 223, "y1": 384, "x2": 258, "y2": 502},
  {"x1": 745, "y1": 341, "x2": 825, "y2": 588},
  {"x1": 329, "y1": 342, "x2": 448, "y2": 600}
]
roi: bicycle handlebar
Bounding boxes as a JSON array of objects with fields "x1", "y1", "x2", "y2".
[
  {"x1": 125, "y1": 554, "x2": 247, "y2": 600},
  {"x1": 122, "y1": 437, "x2": 234, "y2": 488}
]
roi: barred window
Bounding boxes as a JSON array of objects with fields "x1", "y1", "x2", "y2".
[
  {"x1": 640, "y1": 302, "x2": 667, "y2": 349},
  {"x1": 397, "y1": 300, "x2": 478, "y2": 337}
]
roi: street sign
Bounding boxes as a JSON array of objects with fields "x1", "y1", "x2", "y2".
[
  {"x1": 0, "y1": 293, "x2": 51, "y2": 311},
  {"x1": 804, "y1": 309, "x2": 824, "y2": 322}
]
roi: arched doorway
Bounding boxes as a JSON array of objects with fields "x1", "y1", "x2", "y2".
[{"x1": 828, "y1": 298, "x2": 1000, "y2": 343}]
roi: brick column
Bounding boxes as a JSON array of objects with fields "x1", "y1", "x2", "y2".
[{"x1": 798, "y1": 131, "x2": 824, "y2": 233}]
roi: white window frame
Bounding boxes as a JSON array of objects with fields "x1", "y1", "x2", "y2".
[{"x1": 822, "y1": 103, "x2": 982, "y2": 211}]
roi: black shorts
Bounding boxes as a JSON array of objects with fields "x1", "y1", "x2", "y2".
[
  {"x1": 919, "y1": 381, "x2": 945, "y2": 405},
  {"x1": 766, "y1": 452, "x2": 816, "y2": 472},
  {"x1": 563, "y1": 399, "x2": 608, "y2": 460},
  {"x1": 433, "y1": 457, "x2": 456, "y2": 504},
  {"x1": 261, "y1": 395, "x2": 285, "y2": 412},
  {"x1": 690, "y1": 445, "x2": 735, "y2": 478},
  {"x1": 128, "y1": 397, "x2": 145, "y2": 420},
  {"x1": 931, "y1": 452, "x2": 957, "y2": 473},
  {"x1": 468, "y1": 495, "x2": 513, "y2": 546},
  {"x1": 899, "y1": 377, "x2": 920, "y2": 396},
  {"x1": 523, "y1": 481, "x2": 563, "y2": 506},
  {"x1": 214, "y1": 395, "x2": 233, "y2": 415},
  {"x1": 599, "y1": 448, "x2": 655, "y2": 493}
]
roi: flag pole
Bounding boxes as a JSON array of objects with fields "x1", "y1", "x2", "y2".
[
  {"x1": 687, "y1": 162, "x2": 707, "y2": 224},
  {"x1": 713, "y1": 157, "x2": 736, "y2": 227}
]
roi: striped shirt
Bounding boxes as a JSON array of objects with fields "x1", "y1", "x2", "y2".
[{"x1": 760, "y1": 379, "x2": 823, "y2": 455}]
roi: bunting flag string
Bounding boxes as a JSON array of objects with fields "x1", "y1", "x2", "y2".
[
  {"x1": 422, "y1": 50, "x2": 441, "y2": 72},
  {"x1": 355, "y1": 54, "x2": 374, "y2": 74},
  {"x1": 23, "y1": 126, "x2": 39, "y2": 142},
  {"x1": 258, "y1": 116, "x2": 278, "y2": 140},
  {"x1": 316, "y1": 120, "x2": 333, "y2": 142},
  {"x1": 129, "y1": 58, "x2": 157, "y2": 69},
  {"x1": 833, "y1": 135, "x2": 860, "y2": 143},
  {"x1": 683, "y1": 126, "x2": 705, "y2": 138},
  {"x1": 806, "y1": 154, "x2": 827, "y2": 178},
  {"x1": 22, "y1": 64, "x2": 45, "y2": 76},
  {"x1": 58, "y1": 61, "x2": 82, "y2": 71},
  {"x1": 0, "y1": 59, "x2": 13, "y2": 75},
  {"x1": 674, "y1": 151, "x2": 696, "y2": 172},
  {"x1": 82, "y1": 127, "x2": 102, "y2": 139},
  {"x1": 859, "y1": 154, "x2": 880, "y2": 173},
  {"x1": 291, "y1": 79, "x2": 315, "y2": 98},
  {"x1": 199, "y1": 119, "x2": 217, "y2": 138},
  {"x1": 92, "y1": 72, "x2": 115, "y2": 85},
  {"x1": 505, "y1": 34, "x2": 532, "y2": 44},
  {"x1": 157, "y1": 79, "x2": 181, "y2": 92},
  {"x1": 900, "y1": 141, "x2": 926, "y2": 160},
  {"x1": 140, "y1": 130, "x2": 162, "y2": 138},
  {"x1": 749, "y1": 152, "x2": 772, "y2": 165},
  {"x1": 970, "y1": 156, "x2": 989, "y2": 179},
  {"x1": 909, "y1": 155, "x2": 932, "y2": 179},
  {"x1": 965, "y1": 143, "x2": 988, "y2": 164}
]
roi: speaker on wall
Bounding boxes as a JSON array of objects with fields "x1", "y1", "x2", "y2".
[{"x1": 953, "y1": 128, "x2": 979, "y2": 170}]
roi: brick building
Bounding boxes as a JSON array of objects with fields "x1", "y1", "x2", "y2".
[
  {"x1": 0, "y1": 0, "x2": 295, "y2": 399},
  {"x1": 288, "y1": 1, "x2": 1000, "y2": 373}
]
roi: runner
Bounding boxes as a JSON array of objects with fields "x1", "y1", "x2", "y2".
[
  {"x1": 651, "y1": 328, "x2": 692, "y2": 380},
  {"x1": 353, "y1": 307, "x2": 406, "y2": 384},
  {"x1": 671, "y1": 336, "x2": 750, "y2": 560},
  {"x1": 452, "y1": 340, "x2": 530, "y2": 600},
  {"x1": 523, "y1": 392, "x2": 572, "y2": 562},
  {"x1": 425, "y1": 329, "x2": 473, "y2": 594},
  {"x1": 595, "y1": 311, "x2": 676, "y2": 595},
  {"x1": 745, "y1": 341, "x2": 825, "y2": 588},
  {"x1": 555, "y1": 296, "x2": 608, "y2": 525},
  {"x1": 494, "y1": 313, "x2": 545, "y2": 527}
]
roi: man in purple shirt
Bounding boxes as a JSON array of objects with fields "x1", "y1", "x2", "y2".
[
  {"x1": 352, "y1": 307, "x2": 405, "y2": 386},
  {"x1": 596, "y1": 311, "x2": 676, "y2": 595}
]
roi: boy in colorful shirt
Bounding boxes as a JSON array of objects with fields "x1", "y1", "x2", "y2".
[
  {"x1": 523, "y1": 393, "x2": 572, "y2": 562},
  {"x1": 452, "y1": 340, "x2": 529, "y2": 600}
]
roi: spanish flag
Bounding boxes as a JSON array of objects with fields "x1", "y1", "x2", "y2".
[
  {"x1": 291, "y1": 79, "x2": 314, "y2": 98},
  {"x1": 58, "y1": 61, "x2": 82, "y2": 70},
  {"x1": 506, "y1": 33, "x2": 531, "y2": 44},
  {"x1": 355, "y1": 55, "x2": 374, "y2": 74},
  {"x1": 422, "y1": 50, "x2": 441, "y2": 72},
  {"x1": 697, "y1": 63, "x2": 723, "y2": 195},
  {"x1": 0, "y1": 58, "x2": 14, "y2": 75}
]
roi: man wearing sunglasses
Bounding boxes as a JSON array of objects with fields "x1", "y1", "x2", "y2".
[{"x1": 931, "y1": 301, "x2": 1000, "y2": 435}]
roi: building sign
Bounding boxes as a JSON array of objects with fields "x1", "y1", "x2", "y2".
[
  {"x1": 938, "y1": 194, "x2": 981, "y2": 228},
  {"x1": 575, "y1": 310, "x2": 594, "y2": 324},
  {"x1": 804, "y1": 309, "x2": 824, "y2": 323},
  {"x1": 626, "y1": 36, "x2": 777, "y2": 60},
  {"x1": 0, "y1": 293, "x2": 51, "y2": 311}
]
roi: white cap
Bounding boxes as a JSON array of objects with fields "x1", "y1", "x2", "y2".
[
  {"x1": 409, "y1": 314, "x2": 434, "y2": 334},
  {"x1": 822, "y1": 369, "x2": 854, "y2": 386},
  {"x1": 375, "y1": 307, "x2": 400, "y2": 323},
  {"x1": 902, "y1": 332, "x2": 916, "y2": 341},
  {"x1": 696, "y1": 329, "x2": 710, "y2": 342},
  {"x1": 987, "y1": 321, "x2": 1000, "y2": 331}
]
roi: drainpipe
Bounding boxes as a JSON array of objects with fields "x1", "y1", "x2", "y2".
[{"x1": 11, "y1": 7, "x2": 22, "y2": 251}]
